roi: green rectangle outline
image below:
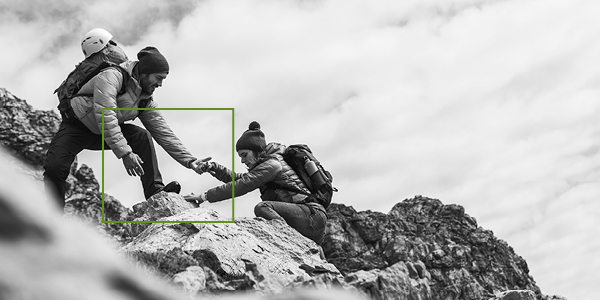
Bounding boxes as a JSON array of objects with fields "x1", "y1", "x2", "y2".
[{"x1": 101, "y1": 107, "x2": 235, "y2": 224}]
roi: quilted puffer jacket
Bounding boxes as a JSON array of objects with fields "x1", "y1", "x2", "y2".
[
  {"x1": 69, "y1": 61, "x2": 197, "y2": 168},
  {"x1": 205, "y1": 143, "x2": 311, "y2": 203}
]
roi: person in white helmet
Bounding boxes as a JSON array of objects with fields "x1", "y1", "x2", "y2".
[
  {"x1": 80, "y1": 28, "x2": 128, "y2": 62},
  {"x1": 44, "y1": 37, "x2": 208, "y2": 209},
  {"x1": 54, "y1": 28, "x2": 128, "y2": 123}
]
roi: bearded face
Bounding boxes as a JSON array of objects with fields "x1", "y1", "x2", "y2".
[{"x1": 139, "y1": 72, "x2": 168, "y2": 95}]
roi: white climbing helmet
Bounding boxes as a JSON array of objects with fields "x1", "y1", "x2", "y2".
[{"x1": 81, "y1": 28, "x2": 113, "y2": 58}]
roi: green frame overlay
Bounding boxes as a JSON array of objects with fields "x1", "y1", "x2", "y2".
[{"x1": 101, "y1": 107, "x2": 235, "y2": 224}]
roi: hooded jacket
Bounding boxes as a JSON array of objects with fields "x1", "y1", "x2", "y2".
[
  {"x1": 205, "y1": 143, "x2": 311, "y2": 203},
  {"x1": 69, "y1": 60, "x2": 197, "y2": 168}
]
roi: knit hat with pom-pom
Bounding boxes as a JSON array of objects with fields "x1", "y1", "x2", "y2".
[{"x1": 236, "y1": 121, "x2": 266, "y2": 152}]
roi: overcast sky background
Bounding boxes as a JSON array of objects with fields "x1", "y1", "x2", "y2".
[{"x1": 1, "y1": 0, "x2": 599, "y2": 299}]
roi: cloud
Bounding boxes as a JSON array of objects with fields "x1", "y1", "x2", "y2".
[{"x1": 0, "y1": 0, "x2": 201, "y2": 47}]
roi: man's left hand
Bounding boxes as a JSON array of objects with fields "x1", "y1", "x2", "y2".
[{"x1": 122, "y1": 152, "x2": 144, "y2": 176}]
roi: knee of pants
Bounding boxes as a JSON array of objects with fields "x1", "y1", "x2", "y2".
[
  {"x1": 123, "y1": 124, "x2": 151, "y2": 139},
  {"x1": 43, "y1": 160, "x2": 70, "y2": 181},
  {"x1": 254, "y1": 202, "x2": 271, "y2": 218}
]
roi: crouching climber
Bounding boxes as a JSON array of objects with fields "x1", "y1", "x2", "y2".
[{"x1": 184, "y1": 121, "x2": 328, "y2": 245}]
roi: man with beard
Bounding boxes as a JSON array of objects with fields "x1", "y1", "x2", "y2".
[{"x1": 44, "y1": 46, "x2": 206, "y2": 208}]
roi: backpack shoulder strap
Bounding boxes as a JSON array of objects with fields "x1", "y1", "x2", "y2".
[
  {"x1": 75, "y1": 63, "x2": 130, "y2": 97},
  {"x1": 113, "y1": 65, "x2": 130, "y2": 95}
]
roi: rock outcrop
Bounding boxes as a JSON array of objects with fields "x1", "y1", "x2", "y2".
[
  {"x1": 0, "y1": 88, "x2": 59, "y2": 168},
  {"x1": 63, "y1": 161, "x2": 132, "y2": 243},
  {"x1": 122, "y1": 194, "x2": 346, "y2": 296},
  {"x1": 322, "y1": 198, "x2": 543, "y2": 299},
  {"x1": 0, "y1": 87, "x2": 133, "y2": 242}
]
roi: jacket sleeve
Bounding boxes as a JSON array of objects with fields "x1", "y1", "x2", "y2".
[
  {"x1": 137, "y1": 102, "x2": 198, "y2": 168},
  {"x1": 207, "y1": 162, "x2": 243, "y2": 184},
  {"x1": 206, "y1": 158, "x2": 282, "y2": 203},
  {"x1": 91, "y1": 69, "x2": 132, "y2": 158}
]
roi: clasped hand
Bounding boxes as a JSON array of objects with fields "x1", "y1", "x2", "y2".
[{"x1": 191, "y1": 157, "x2": 214, "y2": 175}]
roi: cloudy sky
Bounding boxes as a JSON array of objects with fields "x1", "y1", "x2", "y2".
[{"x1": 1, "y1": 0, "x2": 599, "y2": 298}]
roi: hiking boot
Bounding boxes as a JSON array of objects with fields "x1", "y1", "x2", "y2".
[
  {"x1": 148, "y1": 181, "x2": 182, "y2": 199},
  {"x1": 161, "y1": 181, "x2": 181, "y2": 194}
]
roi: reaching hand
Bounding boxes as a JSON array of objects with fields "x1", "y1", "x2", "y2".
[
  {"x1": 191, "y1": 157, "x2": 213, "y2": 175},
  {"x1": 122, "y1": 152, "x2": 144, "y2": 176},
  {"x1": 184, "y1": 192, "x2": 206, "y2": 207}
]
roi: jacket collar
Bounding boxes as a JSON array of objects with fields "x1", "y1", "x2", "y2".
[{"x1": 119, "y1": 60, "x2": 138, "y2": 77}]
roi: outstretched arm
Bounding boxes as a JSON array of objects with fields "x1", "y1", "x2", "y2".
[
  {"x1": 205, "y1": 158, "x2": 282, "y2": 203},
  {"x1": 138, "y1": 104, "x2": 199, "y2": 169}
]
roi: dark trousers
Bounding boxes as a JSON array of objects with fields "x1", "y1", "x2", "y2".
[
  {"x1": 254, "y1": 201, "x2": 327, "y2": 245},
  {"x1": 43, "y1": 119, "x2": 164, "y2": 207}
]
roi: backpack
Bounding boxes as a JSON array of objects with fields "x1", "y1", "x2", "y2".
[
  {"x1": 54, "y1": 45, "x2": 128, "y2": 123},
  {"x1": 272, "y1": 144, "x2": 338, "y2": 209}
]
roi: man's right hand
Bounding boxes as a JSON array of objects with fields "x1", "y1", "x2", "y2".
[
  {"x1": 191, "y1": 157, "x2": 212, "y2": 175},
  {"x1": 122, "y1": 152, "x2": 145, "y2": 176}
]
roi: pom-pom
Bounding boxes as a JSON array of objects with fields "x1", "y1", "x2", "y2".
[{"x1": 249, "y1": 121, "x2": 260, "y2": 130}]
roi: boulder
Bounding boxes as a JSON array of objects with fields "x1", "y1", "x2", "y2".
[
  {"x1": 323, "y1": 197, "x2": 543, "y2": 299},
  {"x1": 121, "y1": 201, "x2": 348, "y2": 296},
  {"x1": 0, "y1": 88, "x2": 59, "y2": 168}
]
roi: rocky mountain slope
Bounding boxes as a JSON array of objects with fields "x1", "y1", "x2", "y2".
[
  {"x1": 0, "y1": 88, "x2": 59, "y2": 167},
  {"x1": 0, "y1": 87, "x2": 567, "y2": 300},
  {"x1": 323, "y1": 198, "x2": 543, "y2": 299}
]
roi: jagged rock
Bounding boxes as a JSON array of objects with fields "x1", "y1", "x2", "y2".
[
  {"x1": 63, "y1": 162, "x2": 132, "y2": 243},
  {"x1": 344, "y1": 261, "x2": 432, "y2": 300},
  {"x1": 173, "y1": 266, "x2": 207, "y2": 295},
  {"x1": 323, "y1": 197, "x2": 543, "y2": 300},
  {"x1": 492, "y1": 290, "x2": 536, "y2": 300},
  {"x1": 540, "y1": 296, "x2": 568, "y2": 300},
  {"x1": 0, "y1": 88, "x2": 59, "y2": 168},
  {"x1": 121, "y1": 202, "x2": 350, "y2": 296},
  {"x1": 130, "y1": 192, "x2": 197, "y2": 221},
  {"x1": 0, "y1": 88, "x2": 59, "y2": 181},
  {"x1": 0, "y1": 87, "x2": 130, "y2": 243},
  {"x1": 126, "y1": 192, "x2": 198, "y2": 237}
]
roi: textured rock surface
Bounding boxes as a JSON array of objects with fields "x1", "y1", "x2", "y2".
[
  {"x1": 493, "y1": 290, "x2": 536, "y2": 300},
  {"x1": 0, "y1": 88, "x2": 59, "y2": 167},
  {"x1": 121, "y1": 198, "x2": 348, "y2": 296},
  {"x1": 63, "y1": 162, "x2": 132, "y2": 243},
  {"x1": 322, "y1": 197, "x2": 544, "y2": 299},
  {"x1": 126, "y1": 192, "x2": 198, "y2": 237},
  {"x1": 344, "y1": 261, "x2": 432, "y2": 300},
  {"x1": 0, "y1": 88, "x2": 132, "y2": 242}
]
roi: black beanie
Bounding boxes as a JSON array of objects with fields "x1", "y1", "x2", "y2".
[
  {"x1": 137, "y1": 46, "x2": 169, "y2": 74},
  {"x1": 236, "y1": 121, "x2": 266, "y2": 152}
]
